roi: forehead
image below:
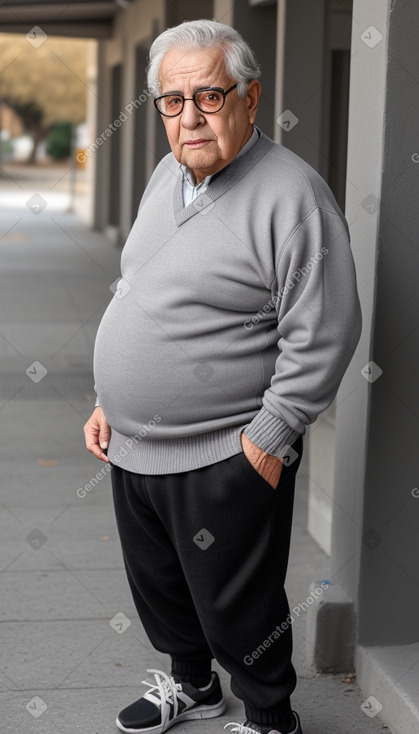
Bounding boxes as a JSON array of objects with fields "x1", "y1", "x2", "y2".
[{"x1": 159, "y1": 46, "x2": 229, "y2": 90}]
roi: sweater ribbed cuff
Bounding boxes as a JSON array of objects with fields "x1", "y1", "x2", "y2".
[
  {"x1": 94, "y1": 396, "x2": 100, "y2": 408},
  {"x1": 243, "y1": 406, "x2": 302, "y2": 458}
]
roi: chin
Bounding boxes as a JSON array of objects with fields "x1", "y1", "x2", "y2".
[{"x1": 186, "y1": 150, "x2": 217, "y2": 164}]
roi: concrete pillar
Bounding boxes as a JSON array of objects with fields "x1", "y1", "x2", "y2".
[
  {"x1": 273, "y1": 0, "x2": 337, "y2": 558},
  {"x1": 166, "y1": 0, "x2": 212, "y2": 26},
  {"x1": 93, "y1": 40, "x2": 111, "y2": 233},
  {"x1": 214, "y1": 0, "x2": 277, "y2": 139},
  {"x1": 93, "y1": 0, "x2": 167, "y2": 240},
  {"x1": 274, "y1": 0, "x2": 326, "y2": 172},
  {"x1": 306, "y1": 5, "x2": 352, "y2": 555},
  {"x1": 119, "y1": 19, "x2": 137, "y2": 240},
  {"x1": 310, "y1": 0, "x2": 419, "y2": 730},
  {"x1": 213, "y1": 0, "x2": 233, "y2": 27},
  {"x1": 333, "y1": 0, "x2": 419, "y2": 646}
]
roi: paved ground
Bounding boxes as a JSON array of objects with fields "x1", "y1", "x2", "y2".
[{"x1": 0, "y1": 167, "x2": 392, "y2": 733}]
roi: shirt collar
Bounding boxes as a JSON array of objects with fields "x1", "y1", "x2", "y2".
[{"x1": 180, "y1": 125, "x2": 260, "y2": 188}]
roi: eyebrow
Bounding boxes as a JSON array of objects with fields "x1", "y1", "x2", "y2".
[
  {"x1": 160, "y1": 85, "x2": 217, "y2": 96},
  {"x1": 160, "y1": 89, "x2": 184, "y2": 96}
]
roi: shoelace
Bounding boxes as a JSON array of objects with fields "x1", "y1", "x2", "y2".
[
  {"x1": 141, "y1": 669, "x2": 182, "y2": 728},
  {"x1": 224, "y1": 724, "x2": 262, "y2": 734}
]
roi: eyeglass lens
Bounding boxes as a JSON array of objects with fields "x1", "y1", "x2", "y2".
[{"x1": 158, "y1": 88, "x2": 225, "y2": 116}]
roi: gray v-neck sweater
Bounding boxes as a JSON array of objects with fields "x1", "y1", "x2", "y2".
[{"x1": 93, "y1": 130, "x2": 361, "y2": 474}]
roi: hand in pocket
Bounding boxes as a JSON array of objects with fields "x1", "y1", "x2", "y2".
[{"x1": 240, "y1": 431, "x2": 283, "y2": 489}]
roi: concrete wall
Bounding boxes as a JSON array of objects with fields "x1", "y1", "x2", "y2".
[
  {"x1": 214, "y1": 0, "x2": 277, "y2": 139},
  {"x1": 307, "y1": 409, "x2": 335, "y2": 557},
  {"x1": 356, "y1": 0, "x2": 419, "y2": 648},
  {"x1": 274, "y1": 0, "x2": 353, "y2": 556},
  {"x1": 328, "y1": 0, "x2": 419, "y2": 729},
  {"x1": 274, "y1": 0, "x2": 326, "y2": 171},
  {"x1": 94, "y1": 0, "x2": 167, "y2": 239},
  {"x1": 333, "y1": 0, "x2": 419, "y2": 645},
  {"x1": 166, "y1": 0, "x2": 212, "y2": 26}
]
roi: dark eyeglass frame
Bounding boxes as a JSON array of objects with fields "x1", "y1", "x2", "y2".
[{"x1": 154, "y1": 83, "x2": 239, "y2": 117}]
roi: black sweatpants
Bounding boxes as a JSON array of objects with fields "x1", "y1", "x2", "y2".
[{"x1": 110, "y1": 435, "x2": 303, "y2": 727}]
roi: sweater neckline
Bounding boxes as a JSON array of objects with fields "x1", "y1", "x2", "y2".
[{"x1": 172, "y1": 131, "x2": 274, "y2": 227}]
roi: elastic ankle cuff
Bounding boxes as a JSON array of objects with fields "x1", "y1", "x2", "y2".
[
  {"x1": 170, "y1": 657, "x2": 213, "y2": 687},
  {"x1": 245, "y1": 700, "x2": 293, "y2": 729}
]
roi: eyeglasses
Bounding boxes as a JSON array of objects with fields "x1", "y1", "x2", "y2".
[{"x1": 154, "y1": 83, "x2": 238, "y2": 117}]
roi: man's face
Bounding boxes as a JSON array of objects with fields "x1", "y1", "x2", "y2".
[{"x1": 158, "y1": 46, "x2": 261, "y2": 183}]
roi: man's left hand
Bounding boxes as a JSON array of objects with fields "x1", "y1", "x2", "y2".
[{"x1": 240, "y1": 432, "x2": 283, "y2": 489}]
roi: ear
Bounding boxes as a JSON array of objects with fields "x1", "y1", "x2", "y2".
[{"x1": 245, "y1": 80, "x2": 262, "y2": 123}]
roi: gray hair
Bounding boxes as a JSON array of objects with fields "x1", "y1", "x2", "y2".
[{"x1": 147, "y1": 19, "x2": 261, "y2": 98}]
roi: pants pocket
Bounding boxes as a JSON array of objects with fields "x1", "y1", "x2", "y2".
[{"x1": 236, "y1": 450, "x2": 277, "y2": 490}]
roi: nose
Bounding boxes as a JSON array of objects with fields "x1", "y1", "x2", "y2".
[{"x1": 180, "y1": 98, "x2": 204, "y2": 129}]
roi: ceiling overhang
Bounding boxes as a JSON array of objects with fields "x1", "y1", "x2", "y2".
[{"x1": 0, "y1": 1, "x2": 130, "y2": 38}]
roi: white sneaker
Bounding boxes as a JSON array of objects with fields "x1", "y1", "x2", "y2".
[
  {"x1": 116, "y1": 668, "x2": 225, "y2": 733},
  {"x1": 223, "y1": 711, "x2": 303, "y2": 734}
]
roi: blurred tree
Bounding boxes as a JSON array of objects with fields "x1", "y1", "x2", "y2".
[
  {"x1": 0, "y1": 34, "x2": 88, "y2": 163},
  {"x1": 46, "y1": 122, "x2": 72, "y2": 161}
]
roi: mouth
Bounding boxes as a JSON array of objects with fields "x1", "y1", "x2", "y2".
[{"x1": 184, "y1": 139, "x2": 212, "y2": 148}]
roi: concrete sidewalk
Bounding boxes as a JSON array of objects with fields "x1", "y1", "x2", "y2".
[{"x1": 0, "y1": 190, "x2": 391, "y2": 733}]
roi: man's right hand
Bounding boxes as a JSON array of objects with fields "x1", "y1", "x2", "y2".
[{"x1": 83, "y1": 406, "x2": 111, "y2": 463}]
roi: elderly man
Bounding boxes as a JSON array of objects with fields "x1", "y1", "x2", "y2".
[{"x1": 84, "y1": 18, "x2": 361, "y2": 734}]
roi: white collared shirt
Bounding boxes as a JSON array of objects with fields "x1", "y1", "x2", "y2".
[{"x1": 181, "y1": 126, "x2": 260, "y2": 207}]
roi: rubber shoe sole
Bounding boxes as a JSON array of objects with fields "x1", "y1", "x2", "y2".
[{"x1": 116, "y1": 698, "x2": 226, "y2": 734}]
